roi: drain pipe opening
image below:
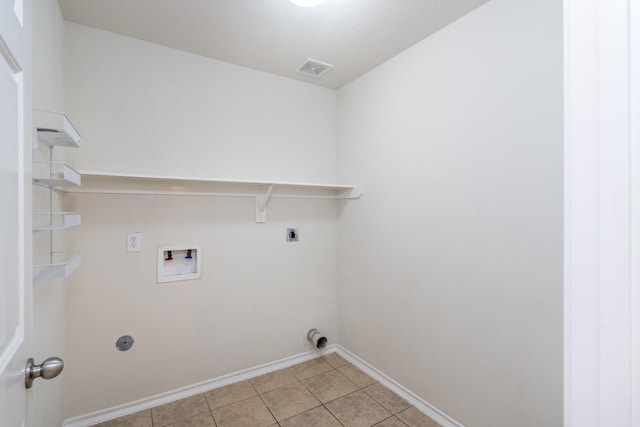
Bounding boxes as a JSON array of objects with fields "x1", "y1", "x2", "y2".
[{"x1": 307, "y1": 328, "x2": 327, "y2": 349}]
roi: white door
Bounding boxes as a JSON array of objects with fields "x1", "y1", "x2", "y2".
[{"x1": 0, "y1": 0, "x2": 32, "y2": 426}]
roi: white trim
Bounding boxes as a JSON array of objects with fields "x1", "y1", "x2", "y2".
[
  {"x1": 0, "y1": 331, "x2": 22, "y2": 372},
  {"x1": 596, "y1": 0, "x2": 631, "y2": 424},
  {"x1": 62, "y1": 346, "x2": 335, "y2": 427},
  {"x1": 631, "y1": 0, "x2": 640, "y2": 423},
  {"x1": 336, "y1": 345, "x2": 464, "y2": 427},
  {"x1": 63, "y1": 344, "x2": 463, "y2": 427},
  {"x1": 564, "y1": 0, "x2": 634, "y2": 426},
  {"x1": 0, "y1": 34, "x2": 22, "y2": 73},
  {"x1": 563, "y1": 0, "x2": 602, "y2": 425}
]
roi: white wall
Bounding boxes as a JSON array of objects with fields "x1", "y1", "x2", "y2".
[
  {"x1": 63, "y1": 24, "x2": 339, "y2": 418},
  {"x1": 64, "y1": 23, "x2": 337, "y2": 183},
  {"x1": 336, "y1": 0, "x2": 563, "y2": 426},
  {"x1": 31, "y1": 0, "x2": 68, "y2": 426},
  {"x1": 62, "y1": 1, "x2": 564, "y2": 423}
]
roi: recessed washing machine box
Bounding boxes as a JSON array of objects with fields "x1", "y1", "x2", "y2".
[{"x1": 157, "y1": 244, "x2": 202, "y2": 283}]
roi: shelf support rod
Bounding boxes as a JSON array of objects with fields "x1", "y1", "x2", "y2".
[{"x1": 255, "y1": 184, "x2": 274, "y2": 223}]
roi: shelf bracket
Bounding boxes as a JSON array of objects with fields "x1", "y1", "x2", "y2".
[{"x1": 255, "y1": 184, "x2": 274, "y2": 223}]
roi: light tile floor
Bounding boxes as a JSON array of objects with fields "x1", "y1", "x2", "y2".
[{"x1": 92, "y1": 353, "x2": 441, "y2": 427}]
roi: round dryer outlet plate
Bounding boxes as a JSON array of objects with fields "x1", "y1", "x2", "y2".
[{"x1": 116, "y1": 335, "x2": 134, "y2": 351}]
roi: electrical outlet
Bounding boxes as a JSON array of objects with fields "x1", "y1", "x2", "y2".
[
  {"x1": 286, "y1": 228, "x2": 299, "y2": 242},
  {"x1": 127, "y1": 232, "x2": 142, "y2": 252}
]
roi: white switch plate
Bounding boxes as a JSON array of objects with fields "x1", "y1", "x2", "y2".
[{"x1": 127, "y1": 232, "x2": 142, "y2": 252}]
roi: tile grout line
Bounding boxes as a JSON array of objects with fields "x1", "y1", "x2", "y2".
[
  {"x1": 250, "y1": 371, "x2": 281, "y2": 426},
  {"x1": 200, "y1": 391, "x2": 219, "y2": 427},
  {"x1": 320, "y1": 402, "x2": 347, "y2": 427},
  {"x1": 292, "y1": 362, "x2": 347, "y2": 426},
  {"x1": 301, "y1": 364, "x2": 368, "y2": 427},
  {"x1": 99, "y1": 355, "x2": 419, "y2": 427},
  {"x1": 302, "y1": 358, "x2": 389, "y2": 427},
  {"x1": 270, "y1": 363, "x2": 342, "y2": 426}
]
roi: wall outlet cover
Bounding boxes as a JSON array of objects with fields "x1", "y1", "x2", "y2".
[
  {"x1": 127, "y1": 232, "x2": 142, "y2": 252},
  {"x1": 287, "y1": 228, "x2": 299, "y2": 242}
]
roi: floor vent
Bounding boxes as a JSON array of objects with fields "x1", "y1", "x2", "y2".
[{"x1": 295, "y1": 58, "x2": 333, "y2": 78}]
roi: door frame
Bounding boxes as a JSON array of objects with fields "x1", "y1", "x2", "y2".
[
  {"x1": 564, "y1": 0, "x2": 638, "y2": 425},
  {"x1": 631, "y1": 0, "x2": 640, "y2": 424}
]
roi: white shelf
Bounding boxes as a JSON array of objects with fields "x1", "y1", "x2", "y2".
[
  {"x1": 33, "y1": 253, "x2": 81, "y2": 282},
  {"x1": 33, "y1": 109, "x2": 81, "y2": 148},
  {"x1": 66, "y1": 171, "x2": 363, "y2": 223},
  {"x1": 33, "y1": 212, "x2": 81, "y2": 231},
  {"x1": 33, "y1": 161, "x2": 82, "y2": 187},
  {"x1": 70, "y1": 171, "x2": 362, "y2": 198},
  {"x1": 31, "y1": 111, "x2": 82, "y2": 283}
]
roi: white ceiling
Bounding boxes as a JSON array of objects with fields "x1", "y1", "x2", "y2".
[{"x1": 58, "y1": 0, "x2": 490, "y2": 89}]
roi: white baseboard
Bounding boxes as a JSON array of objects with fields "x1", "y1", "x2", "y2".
[
  {"x1": 63, "y1": 344, "x2": 463, "y2": 427},
  {"x1": 62, "y1": 345, "x2": 335, "y2": 427},
  {"x1": 335, "y1": 345, "x2": 464, "y2": 427}
]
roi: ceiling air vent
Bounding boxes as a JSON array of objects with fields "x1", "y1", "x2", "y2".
[{"x1": 295, "y1": 58, "x2": 333, "y2": 78}]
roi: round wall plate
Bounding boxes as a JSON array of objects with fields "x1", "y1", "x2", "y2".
[{"x1": 116, "y1": 335, "x2": 134, "y2": 351}]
